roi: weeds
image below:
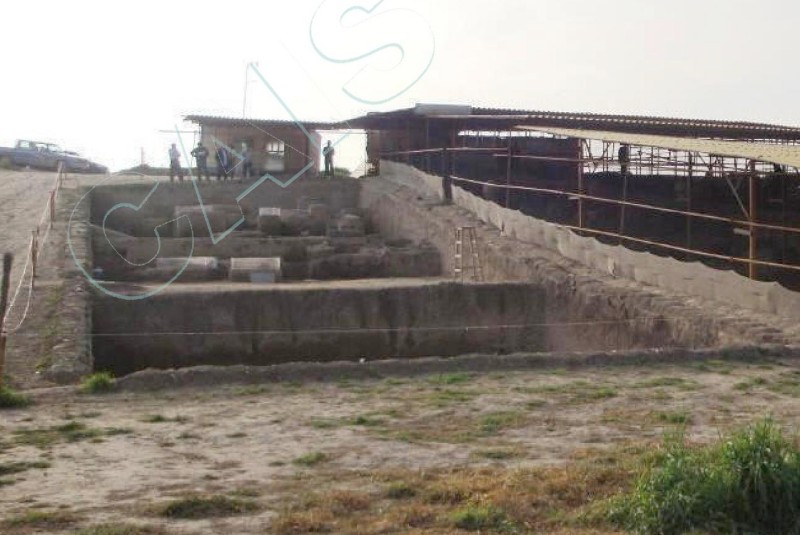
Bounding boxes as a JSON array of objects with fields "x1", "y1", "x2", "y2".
[
  {"x1": 80, "y1": 372, "x2": 116, "y2": 394},
  {"x1": 608, "y1": 419, "x2": 800, "y2": 535},
  {"x1": 157, "y1": 494, "x2": 259, "y2": 519},
  {"x1": 292, "y1": 451, "x2": 328, "y2": 467},
  {"x1": 0, "y1": 386, "x2": 31, "y2": 409}
]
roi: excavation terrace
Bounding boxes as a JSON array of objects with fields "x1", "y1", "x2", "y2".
[{"x1": 27, "y1": 103, "x2": 800, "y2": 383}]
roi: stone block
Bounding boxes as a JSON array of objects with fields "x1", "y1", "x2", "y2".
[{"x1": 229, "y1": 257, "x2": 282, "y2": 283}]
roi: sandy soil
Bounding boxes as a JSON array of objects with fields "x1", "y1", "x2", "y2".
[{"x1": 1, "y1": 357, "x2": 799, "y2": 534}]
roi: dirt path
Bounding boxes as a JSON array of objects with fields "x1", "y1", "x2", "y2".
[{"x1": 0, "y1": 170, "x2": 60, "y2": 292}]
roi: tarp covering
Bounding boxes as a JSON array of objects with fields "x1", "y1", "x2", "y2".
[{"x1": 519, "y1": 126, "x2": 800, "y2": 169}]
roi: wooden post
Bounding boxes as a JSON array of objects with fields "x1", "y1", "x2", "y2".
[
  {"x1": 0, "y1": 253, "x2": 13, "y2": 387},
  {"x1": 31, "y1": 230, "x2": 38, "y2": 286},
  {"x1": 577, "y1": 139, "x2": 584, "y2": 228},
  {"x1": 687, "y1": 153, "x2": 693, "y2": 249},
  {"x1": 49, "y1": 190, "x2": 56, "y2": 224},
  {"x1": 505, "y1": 145, "x2": 512, "y2": 208},
  {"x1": 748, "y1": 160, "x2": 758, "y2": 280}
]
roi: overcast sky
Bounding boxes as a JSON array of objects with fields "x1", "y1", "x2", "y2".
[{"x1": 1, "y1": 0, "x2": 798, "y2": 172}]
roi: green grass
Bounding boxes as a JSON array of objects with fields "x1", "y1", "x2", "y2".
[
  {"x1": 292, "y1": 451, "x2": 329, "y2": 467},
  {"x1": 350, "y1": 415, "x2": 385, "y2": 427},
  {"x1": 473, "y1": 448, "x2": 518, "y2": 460},
  {"x1": 607, "y1": 419, "x2": 800, "y2": 535},
  {"x1": 650, "y1": 411, "x2": 692, "y2": 425},
  {"x1": 428, "y1": 388, "x2": 478, "y2": 407},
  {"x1": 385, "y1": 482, "x2": 417, "y2": 499},
  {"x1": 0, "y1": 460, "x2": 50, "y2": 477},
  {"x1": 74, "y1": 523, "x2": 168, "y2": 535},
  {"x1": 428, "y1": 373, "x2": 472, "y2": 385},
  {"x1": 80, "y1": 372, "x2": 116, "y2": 394},
  {"x1": 12, "y1": 421, "x2": 126, "y2": 448},
  {"x1": 2, "y1": 509, "x2": 80, "y2": 529},
  {"x1": 141, "y1": 414, "x2": 189, "y2": 424},
  {"x1": 518, "y1": 380, "x2": 618, "y2": 403},
  {"x1": 633, "y1": 377, "x2": 700, "y2": 390},
  {"x1": 157, "y1": 494, "x2": 260, "y2": 519},
  {"x1": 0, "y1": 385, "x2": 31, "y2": 409},
  {"x1": 450, "y1": 506, "x2": 514, "y2": 531},
  {"x1": 478, "y1": 411, "x2": 526, "y2": 436}
]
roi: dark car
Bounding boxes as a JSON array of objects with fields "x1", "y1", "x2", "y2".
[{"x1": 0, "y1": 140, "x2": 107, "y2": 174}]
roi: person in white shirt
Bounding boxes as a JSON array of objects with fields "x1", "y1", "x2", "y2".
[{"x1": 168, "y1": 143, "x2": 183, "y2": 183}]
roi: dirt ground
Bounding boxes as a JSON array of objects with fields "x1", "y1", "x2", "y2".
[{"x1": 2, "y1": 357, "x2": 799, "y2": 534}]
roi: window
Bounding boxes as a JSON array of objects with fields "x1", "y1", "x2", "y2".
[{"x1": 264, "y1": 140, "x2": 286, "y2": 172}]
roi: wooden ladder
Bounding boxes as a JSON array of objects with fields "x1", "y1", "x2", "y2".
[{"x1": 454, "y1": 226, "x2": 484, "y2": 282}]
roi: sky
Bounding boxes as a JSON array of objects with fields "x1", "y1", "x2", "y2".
[{"x1": 1, "y1": 0, "x2": 799, "y2": 173}]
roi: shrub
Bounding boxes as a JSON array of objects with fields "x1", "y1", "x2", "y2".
[
  {"x1": 158, "y1": 495, "x2": 259, "y2": 519},
  {"x1": 450, "y1": 506, "x2": 512, "y2": 531},
  {"x1": 80, "y1": 372, "x2": 115, "y2": 394},
  {"x1": 292, "y1": 451, "x2": 328, "y2": 467},
  {"x1": 0, "y1": 385, "x2": 31, "y2": 408},
  {"x1": 608, "y1": 419, "x2": 800, "y2": 535}
]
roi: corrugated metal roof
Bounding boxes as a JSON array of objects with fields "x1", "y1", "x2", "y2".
[
  {"x1": 474, "y1": 107, "x2": 800, "y2": 136},
  {"x1": 185, "y1": 115, "x2": 338, "y2": 130},
  {"x1": 341, "y1": 104, "x2": 800, "y2": 141},
  {"x1": 519, "y1": 126, "x2": 800, "y2": 169}
]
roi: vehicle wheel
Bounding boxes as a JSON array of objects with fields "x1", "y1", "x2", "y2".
[{"x1": 0, "y1": 156, "x2": 12, "y2": 169}]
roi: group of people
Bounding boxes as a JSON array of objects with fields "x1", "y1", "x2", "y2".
[
  {"x1": 167, "y1": 139, "x2": 336, "y2": 183},
  {"x1": 168, "y1": 142, "x2": 254, "y2": 183}
]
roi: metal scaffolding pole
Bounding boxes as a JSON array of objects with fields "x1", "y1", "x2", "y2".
[{"x1": 749, "y1": 159, "x2": 758, "y2": 280}]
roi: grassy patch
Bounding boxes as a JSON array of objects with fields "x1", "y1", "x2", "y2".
[
  {"x1": 157, "y1": 494, "x2": 260, "y2": 519},
  {"x1": 349, "y1": 414, "x2": 385, "y2": 427},
  {"x1": 80, "y1": 372, "x2": 116, "y2": 394},
  {"x1": 385, "y1": 481, "x2": 417, "y2": 499},
  {"x1": 308, "y1": 418, "x2": 341, "y2": 429},
  {"x1": 271, "y1": 450, "x2": 634, "y2": 534},
  {"x1": 473, "y1": 448, "x2": 519, "y2": 461},
  {"x1": 0, "y1": 386, "x2": 31, "y2": 409},
  {"x1": 450, "y1": 505, "x2": 514, "y2": 531},
  {"x1": 608, "y1": 419, "x2": 800, "y2": 535},
  {"x1": 292, "y1": 451, "x2": 329, "y2": 467},
  {"x1": 519, "y1": 380, "x2": 618, "y2": 403},
  {"x1": 650, "y1": 410, "x2": 692, "y2": 425},
  {"x1": 632, "y1": 376, "x2": 700, "y2": 390},
  {"x1": 12, "y1": 421, "x2": 127, "y2": 448},
  {"x1": 141, "y1": 414, "x2": 189, "y2": 424},
  {"x1": 2, "y1": 509, "x2": 80, "y2": 529},
  {"x1": 428, "y1": 388, "x2": 478, "y2": 407},
  {"x1": 479, "y1": 411, "x2": 526, "y2": 436},
  {"x1": 428, "y1": 372, "x2": 472, "y2": 385},
  {"x1": 0, "y1": 460, "x2": 50, "y2": 477},
  {"x1": 74, "y1": 523, "x2": 168, "y2": 535}
]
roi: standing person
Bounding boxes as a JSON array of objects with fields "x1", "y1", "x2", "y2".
[
  {"x1": 215, "y1": 146, "x2": 230, "y2": 181},
  {"x1": 191, "y1": 141, "x2": 210, "y2": 181},
  {"x1": 323, "y1": 140, "x2": 335, "y2": 178},
  {"x1": 618, "y1": 144, "x2": 630, "y2": 177},
  {"x1": 168, "y1": 143, "x2": 183, "y2": 183},
  {"x1": 241, "y1": 143, "x2": 253, "y2": 182}
]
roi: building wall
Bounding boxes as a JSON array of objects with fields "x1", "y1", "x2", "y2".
[{"x1": 199, "y1": 124, "x2": 322, "y2": 176}]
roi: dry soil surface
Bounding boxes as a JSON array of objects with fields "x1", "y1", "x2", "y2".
[{"x1": 1, "y1": 357, "x2": 799, "y2": 534}]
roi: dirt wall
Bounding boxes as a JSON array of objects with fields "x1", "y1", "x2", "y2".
[
  {"x1": 92, "y1": 281, "x2": 546, "y2": 376},
  {"x1": 363, "y1": 163, "x2": 800, "y2": 351}
]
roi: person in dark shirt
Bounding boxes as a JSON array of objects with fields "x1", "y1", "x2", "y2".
[
  {"x1": 323, "y1": 140, "x2": 335, "y2": 177},
  {"x1": 215, "y1": 146, "x2": 230, "y2": 181},
  {"x1": 618, "y1": 144, "x2": 630, "y2": 177},
  {"x1": 191, "y1": 142, "x2": 210, "y2": 181},
  {"x1": 241, "y1": 143, "x2": 253, "y2": 182}
]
